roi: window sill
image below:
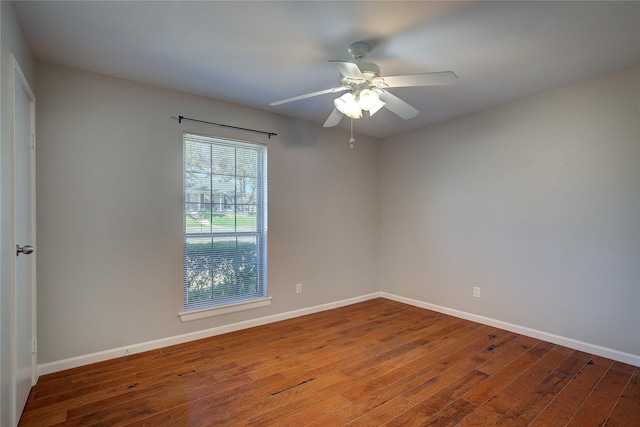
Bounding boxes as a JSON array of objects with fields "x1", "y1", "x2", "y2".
[{"x1": 178, "y1": 297, "x2": 272, "y2": 323}]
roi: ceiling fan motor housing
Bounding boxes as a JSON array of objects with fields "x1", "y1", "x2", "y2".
[
  {"x1": 347, "y1": 41, "x2": 372, "y2": 60},
  {"x1": 356, "y1": 62, "x2": 380, "y2": 82}
]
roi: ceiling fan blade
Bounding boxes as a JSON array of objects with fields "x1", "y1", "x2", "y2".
[
  {"x1": 270, "y1": 86, "x2": 350, "y2": 106},
  {"x1": 379, "y1": 71, "x2": 458, "y2": 88},
  {"x1": 378, "y1": 91, "x2": 419, "y2": 120},
  {"x1": 329, "y1": 60, "x2": 365, "y2": 81},
  {"x1": 323, "y1": 108, "x2": 343, "y2": 127}
]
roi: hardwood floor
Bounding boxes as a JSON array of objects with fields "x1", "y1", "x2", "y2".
[{"x1": 19, "y1": 298, "x2": 639, "y2": 426}]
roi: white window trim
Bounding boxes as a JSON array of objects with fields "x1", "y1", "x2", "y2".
[
  {"x1": 182, "y1": 132, "x2": 268, "y2": 313},
  {"x1": 179, "y1": 296, "x2": 272, "y2": 322}
]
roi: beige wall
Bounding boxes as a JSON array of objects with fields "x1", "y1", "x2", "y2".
[
  {"x1": 33, "y1": 58, "x2": 640, "y2": 366},
  {"x1": 1, "y1": 1, "x2": 36, "y2": 424},
  {"x1": 380, "y1": 67, "x2": 640, "y2": 357},
  {"x1": 35, "y1": 62, "x2": 380, "y2": 364}
]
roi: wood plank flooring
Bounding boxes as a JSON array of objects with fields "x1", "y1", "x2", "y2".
[{"x1": 19, "y1": 298, "x2": 640, "y2": 426}]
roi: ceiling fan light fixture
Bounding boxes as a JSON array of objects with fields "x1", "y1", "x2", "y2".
[
  {"x1": 334, "y1": 92, "x2": 362, "y2": 119},
  {"x1": 368, "y1": 99, "x2": 386, "y2": 116},
  {"x1": 358, "y1": 89, "x2": 380, "y2": 111}
]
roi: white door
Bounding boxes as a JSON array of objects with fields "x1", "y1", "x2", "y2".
[{"x1": 12, "y1": 55, "x2": 36, "y2": 425}]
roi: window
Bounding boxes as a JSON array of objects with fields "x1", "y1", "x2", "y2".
[{"x1": 182, "y1": 133, "x2": 267, "y2": 317}]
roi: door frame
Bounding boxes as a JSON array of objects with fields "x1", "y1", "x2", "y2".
[{"x1": 9, "y1": 53, "x2": 37, "y2": 424}]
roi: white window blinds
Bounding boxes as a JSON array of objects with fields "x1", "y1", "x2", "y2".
[{"x1": 183, "y1": 133, "x2": 267, "y2": 311}]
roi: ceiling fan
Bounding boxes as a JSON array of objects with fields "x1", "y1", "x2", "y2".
[{"x1": 270, "y1": 41, "x2": 458, "y2": 127}]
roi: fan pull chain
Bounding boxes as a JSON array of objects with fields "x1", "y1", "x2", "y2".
[{"x1": 349, "y1": 119, "x2": 355, "y2": 149}]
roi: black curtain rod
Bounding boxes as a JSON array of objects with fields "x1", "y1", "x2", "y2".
[{"x1": 177, "y1": 115, "x2": 277, "y2": 138}]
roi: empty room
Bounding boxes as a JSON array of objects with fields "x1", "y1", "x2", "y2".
[{"x1": 1, "y1": 1, "x2": 639, "y2": 426}]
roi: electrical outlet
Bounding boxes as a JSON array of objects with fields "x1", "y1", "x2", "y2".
[
  {"x1": 296, "y1": 283, "x2": 302, "y2": 294},
  {"x1": 473, "y1": 287, "x2": 480, "y2": 298}
]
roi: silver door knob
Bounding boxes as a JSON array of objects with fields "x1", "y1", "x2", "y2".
[{"x1": 16, "y1": 245, "x2": 34, "y2": 256}]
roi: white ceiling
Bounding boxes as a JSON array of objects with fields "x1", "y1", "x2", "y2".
[{"x1": 14, "y1": 1, "x2": 640, "y2": 138}]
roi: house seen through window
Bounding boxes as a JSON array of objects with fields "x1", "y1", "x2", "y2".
[{"x1": 183, "y1": 133, "x2": 267, "y2": 311}]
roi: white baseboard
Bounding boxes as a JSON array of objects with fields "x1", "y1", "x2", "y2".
[
  {"x1": 380, "y1": 292, "x2": 640, "y2": 368},
  {"x1": 36, "y1": 293, "x2": 381, "y2": 377},
  {"x1": 38, "y1": 291, "x2": 639, "y2": 376}
]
